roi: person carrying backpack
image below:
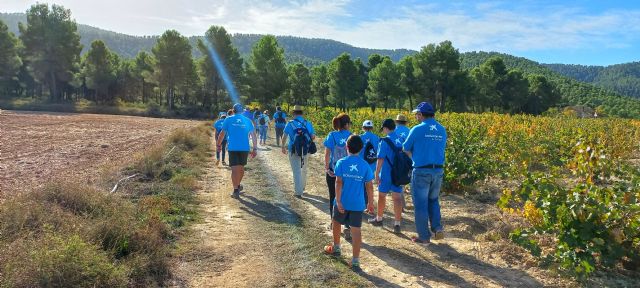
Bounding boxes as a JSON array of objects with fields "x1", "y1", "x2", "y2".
[
  {"x1": 213, "y1": 112, "x2": 227, "y2": 166},
  {"x1": 368, "y1": 119, "x2": 407, "y2": 234},
  {"x1": 273, "y1": 106, "x2": 287, "y2": 147},
  {"x1": 258, "y1": 111, "x2": 270, "y2": 146},
  {"x1": 403, "y1": 102, "x2": 447, "y2": 245},
  {"x1": 360, "y1": 120, "x2": 379, "y2": 206},
  {"x1": 281, "y1": 105, "x2": 316, "y2": 198},
  {"x1": 324, "y1": 113, "x2": 352, "y2": 235}
]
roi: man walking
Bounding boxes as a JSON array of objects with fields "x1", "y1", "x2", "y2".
[
  {"x1": 273, "y1": 106, "x2": 287, "y2": 147},
  {"x1": 218, "y1": 103, "x2": 258, "y2": 198},
  {"x1": 402, "y1": 102, "x2": 447, "y2": 244},
  {"x1": 281, "y1": 105, "x2": 316, "y2": 198}
]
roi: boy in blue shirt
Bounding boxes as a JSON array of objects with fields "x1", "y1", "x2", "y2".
[
  {"x1": 324, "y1": 135, "x2": 374, "y2": 272},
  {"x1": 368, "y1": 119, "x2": 404, "y2": 234},
  {"x1": 213, "y1": 112, "x2": 227, "y2": 166}
]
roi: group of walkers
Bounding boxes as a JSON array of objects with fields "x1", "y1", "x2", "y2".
[{"x1": 214, "y1": 102, "x2": 447, "y2": 272}]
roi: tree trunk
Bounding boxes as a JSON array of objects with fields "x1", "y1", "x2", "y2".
[{"x1": 49, "y1": 71, "x2": 57, "y2": 102}]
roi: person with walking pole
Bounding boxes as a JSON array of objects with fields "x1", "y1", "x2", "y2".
[{"x1": 281, "y1": 105, "x2": 316, "y2": 198}]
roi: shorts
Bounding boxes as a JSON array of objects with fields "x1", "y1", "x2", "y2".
[
  {"x1": 332, "y1": 208, "x2": 363, "y2": 228},
  {"x1": 378, "y1": 178, "x2": 403, "y2": 194},
  {"x1": 228, "y1": 151, "x2": 249, "y2": 166}
]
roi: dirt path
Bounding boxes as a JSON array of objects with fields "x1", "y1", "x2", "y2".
[{"x1": 173, "y1": 130, "x2": 575, "y2": 287}]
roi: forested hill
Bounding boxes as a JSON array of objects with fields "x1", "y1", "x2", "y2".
[
  {"x1": 543, "y1": 62, "x2": 640, "y2": 98},
  {"x1": 461, "y1": 52, "x2": 640, "y2": 118},
  {"x1": 0, "y1": 12, "x2": 415, "y2": 66}
]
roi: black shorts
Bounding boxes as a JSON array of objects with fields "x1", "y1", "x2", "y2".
[
  {"x1": 228, "y1": 151, "x2": 249, "y2": 166},
  {"x1": 332, "y1": 208, "x2": 363, "y2": 228}
]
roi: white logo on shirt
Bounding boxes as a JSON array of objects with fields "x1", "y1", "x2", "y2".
[
  {"x1": 400, "y1": 132, "x2": 406, "y2": 137},
  {"x1": 236, "y1": 119, "x2": 242, "y2": 123},
  {"x1": 430, "y1": 125, "x2": 437, "y2": 131},
  {"x1": 395, "y1": 138, "x2": 402, "y2": 145},
  {"x1": 339, "y1": 138, "x2": 347, "y2": 145},
  {"x1": 349, "y1": 164, "x2": 358, "y2": 172}
]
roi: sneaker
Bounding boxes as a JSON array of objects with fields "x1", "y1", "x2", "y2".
[
  {"x1": 351, "y1": 261, "x2": 363, "y2": 273},
  {"x1": 343, "y1": 228, "x2": 352, "y2": 241},
  {"x1": 393, "y1": 225, "x2": 401, "y2": 234},
  {"x1": 238, "y1": 185, "x2": 243, "y2": 192},
  {"x1": 368, "y1": 217, "x2": 383, "y2": 226},
  {"x1": 222, "y1": 161, "x2": 227, "y2": 166},
  {"x1": 433, "y1": 231, "x2": 445, "y2": 240},
  {"x1": 324, "y1": 244, "x2": 341, "y2": 256},
  {"x1": 230, "y1": 191, "x2": 240, "y2": 198},
  {"x1": 294, "y1": 194, "x2": 303, "y2": 199}
]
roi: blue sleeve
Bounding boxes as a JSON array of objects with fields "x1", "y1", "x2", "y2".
[
  {"x1": 334, "y1": 159, "x2": 344, "y2": 177},
  {"x1": 403, "y1": 128, "x2": 415, "y2": 152},
  {"x1": 284, "y1": 122, "x2": 292, "y2": 134},
  {"x1": 364, "y1": 163, "x2": 374, "y2": 182},
  {"x1": 307, "y1": 122, "x2": 315, "y2": 135},
  {"x1": 377, "y1": 140, "x2": 387, "y2": 158},
  {"x1": 323, "y1": 132, "x2": 334, "y2": 148},
  {"x1": 247, "y1": 118, "x2": 255, "y2": 132}
]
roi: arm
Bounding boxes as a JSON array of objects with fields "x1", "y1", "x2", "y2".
[
  {"x1": 281, "y1": 134, "x2": 288, "y2": 154},
  {"x1": 365, "y1": 181, "x2": 374, "y2": 213},
  {"x1": 324, "y1": 148, "x2": 334, "y2": 176},
  {"x1": 250, "y1": 130, "x2": 258, "y2": 158},
  {"x1": 335, "y1": 176, "x2": 344, "y2": 213},
  {"x1": 404, "y1": 150, "x2": 413, "y2": 158},
  {"x1": 216, "y1": 131, "x2": 226, "y2": 151},
  {"x1": 375, "y1": 158, "x2": 383, "y2": 184}
]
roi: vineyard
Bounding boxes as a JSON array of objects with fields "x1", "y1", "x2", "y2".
[{"x1": 305, "y1": 108, "x2": 640, "y2": 278}]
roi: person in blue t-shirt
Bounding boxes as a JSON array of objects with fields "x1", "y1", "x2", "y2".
[
  {"x1": 281, "y1": 105, "x2": 316, "y2": 198},
  {"x1": 217, "y1": 103, "x2": 258, "y2": 198},
  {"x1": 359, "y1": 120, "x2": 380, "y2": 175},
  {"x1": 395, "y1": 114, "x2": 411, "y2": 142},
  {"x1": 403, "y1": 102, "x2": 447, "y2": 244},
  {"x1": 273, "y1": 106, "x2": 287, "y2": 147},
  {"x1": 242, "y1": 107, "x2": 253, "y2": 121},
  {"x1": 323, "y1": 135, "x2": 374, "y2": 272},
  {"x1": 323, "y1": 113, "x2": 352, "y2": 219},
  {"x1": 253, "y1": 108, "x2": 261, "y2": 133},
  {"x1": 368, "y1": 119, "x2": 405, "y2": 234},
  {"x1": 213, "y1": 112, "x2": 227, "y2": 166},
  {"x1": 257, "y1": 110, "x2": 270, "y2": 146}
]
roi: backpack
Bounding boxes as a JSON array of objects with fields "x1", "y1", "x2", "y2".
[
  {"x1": 382, "y1": 138, "x2": 412, "y2": 186},
  {"x1": 329, "y1": 133, "x2": 350, "y2": 171},
  {"x1": 363, "y1": 141, "x2": 377, "y2": 164},
  {"x1": 291, "y1": 119, "x2": 316, "y2": 166},
  {"x1": 259, "y1": 116, "x2": 266, "y2": 125},
  {"x1": 275, "y1": 112, "x2": 286, "y2": 124}
]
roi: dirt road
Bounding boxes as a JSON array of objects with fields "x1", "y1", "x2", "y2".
[
  {"x1": 173, "y1": 130, "x2": 581, "y2": 287},
  {"x1": 0, "y1": 110, "x2": 198, "y2": 196}
]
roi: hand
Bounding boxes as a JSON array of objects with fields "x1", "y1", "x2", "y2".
[
  {"x1": 367, "y1": 203, "x2": 375, "y2": 214},
  {"x1": 250, "y1": 149, "x2": 257, "y2": 158},
  {"x1": 337, "y1": 202, "x2": 345, "y2": 214},
  {"x1": 326, "y1": 168, "x2": 335, "y2": 177},
  {"x1": 374, "y1": 176, "x2": 380, "y2": 185}
]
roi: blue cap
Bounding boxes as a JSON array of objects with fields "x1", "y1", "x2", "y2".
[
  {"x1": 233, "y1": 103, "x2": 243, "y2": 113},
  {"x1": 412, "y1": 102, "x2": 435, "y2": 114}
]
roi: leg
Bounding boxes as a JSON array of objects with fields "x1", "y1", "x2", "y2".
[
  {"x1": 391, "y1": 192, "x2": 403, "y2": 222},
  {"x1": 289, "y1": 154, "x2": 303, "y2": 196},
  {"x1": 326, "y1": 173, "x2": 336, "y2": 217},
  {"x1": 231, "y1": 165, "x2": 242, "y2": 189},
  {"x1": 221, "y1": 140, "x2": 227, "y2": 162},
  {"x1": 376, "y1": 192, "x2": 386, "y2": 220},
  {"x1": 428, "y1": 172, "x2": 444, "y2": 233},
  {"x1": 300, "y1": 155, "x2": 308, "y2": 193},
  {"x1": 351, "y1": 227, "x2": 362, "y2": 258},
  {"x1": 332, "y1": 218, "x2": 342, "y2": 246},
  {"x1": 411, "y1": 170, "x2": 431, "y2": 240}
]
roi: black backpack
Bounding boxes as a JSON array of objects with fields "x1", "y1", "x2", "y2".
[
  {"x1": 364, "y1": 141, "x2": 377, "y2": 164},
  {"x1": 259, "y1": 116, "x2": 266, "y2": 125},
  {"x1": 382, "y1": 138, "x2": 412, "y2": 186},
  {"x1": 291, "y1": 119, "x2": 317, "y2": 166},
  {"x1": 275, "y1": 112, "x2": 286, "y2": 124}
]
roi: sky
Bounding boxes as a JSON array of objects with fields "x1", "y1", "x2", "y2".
[{"x1": 2, "y1": 0, "x2": 640, "y2": 66}]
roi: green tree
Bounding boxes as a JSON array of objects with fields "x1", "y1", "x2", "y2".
[
  {"x1": 498, "y1": 70, "x2": 529, "y2": 113},
  {"x1": 415, "y1": 41, "x2": 460, "y2": 112},
  {"x1": 0, "y1": 19, "x2": 22, "y2": 97},
  {"x1": 311, "y1": 64, "x2": 330, "y2": 108},
  {"x1": 19, "y1": 3, "x2": 82, "y2": 101},
  {"x1": 367, "y1": 54, "x2": 384, "y2": 71},
  {"x1": 246, "y1": 35, "x2": 288, "y2": 106},
  {"x1": 398, "y1": 56, "x2": 418, "y2": 109},
  {"x1": 197, "y1": 25, "x2": 243, "y2": 112},
  {"x1": 132, "y1": 51, "x2": 154, "y2": 103},
  {"x1": 366, "y1": 58, "x2": 402, "y2": 112},
  {"x1": 329, "y1": 53, "x2": 358, "y2": 111},
  {"x1": 82, "y1": 40, "x2": 117, "y2": 103},
  {"x1": 525, "y1": 74, "x2": 558, "y2": 114},
  {"x1": 151, "y1": 30, "x2": 194, "y2": 110},
  {"x1": 354, "y1": 58, "x2": 369, "y2": 107},
  {"x1": 287, "y1": 63, "x2": 311, "y2": 105},
  {"x1": 470, "y1": 56, "x2": 507, "y2": 111}
]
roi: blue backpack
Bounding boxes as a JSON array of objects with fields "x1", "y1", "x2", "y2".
[
  {"x1": 382, "y1": 138, "x2": 412, "y2": 186},
  {"x1": 291, "y1": 119, "x2": 316, "y2": 166}
]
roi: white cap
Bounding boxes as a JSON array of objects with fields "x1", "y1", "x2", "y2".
[{"x1": 362, "y1": 120, "x2": 374, "y2": 128}]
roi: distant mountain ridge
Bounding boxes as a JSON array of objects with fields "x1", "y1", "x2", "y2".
[{"x1": 543, "y1": 62, "x2": 640, "y2": 98}]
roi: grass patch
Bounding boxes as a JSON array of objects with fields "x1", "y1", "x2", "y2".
[{"x1": 0, "y1": 124, "x2": 210, "y2": 287}]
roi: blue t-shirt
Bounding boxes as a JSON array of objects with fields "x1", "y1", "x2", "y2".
[
  {"x1": 213, "y1": 119, "x2": 228, "y2": 140},
  {"x1": 359, "y1": 131, "x2": 380, "y2": 171},
  {"x1": 273, "y1": 111, "x2": 287, "y2": 128},
  {"x1": 283, "y1": 116, "x2": 315, "y2": 150},
  {"x1": 403, "y1": 118, "x2": 447, "y2": 169},
  {"x1": 222, "y1": 115, "x2": 255, "y2": 151},
  {"x1": 396, "y1": 124, "x2": 410, "y2": 142},
  {"x1": 377, "y1": 131, "x2": 403, "y2": 181},
  {"x1": 323, "y1": 129, "x2": 352, "y2": 169},
  {"x1": 334, "y1": 155, "x2": 374, "y2": 211},
  {"x1": 242, "y1": 110, "x2": 253, "y2": 120}
]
